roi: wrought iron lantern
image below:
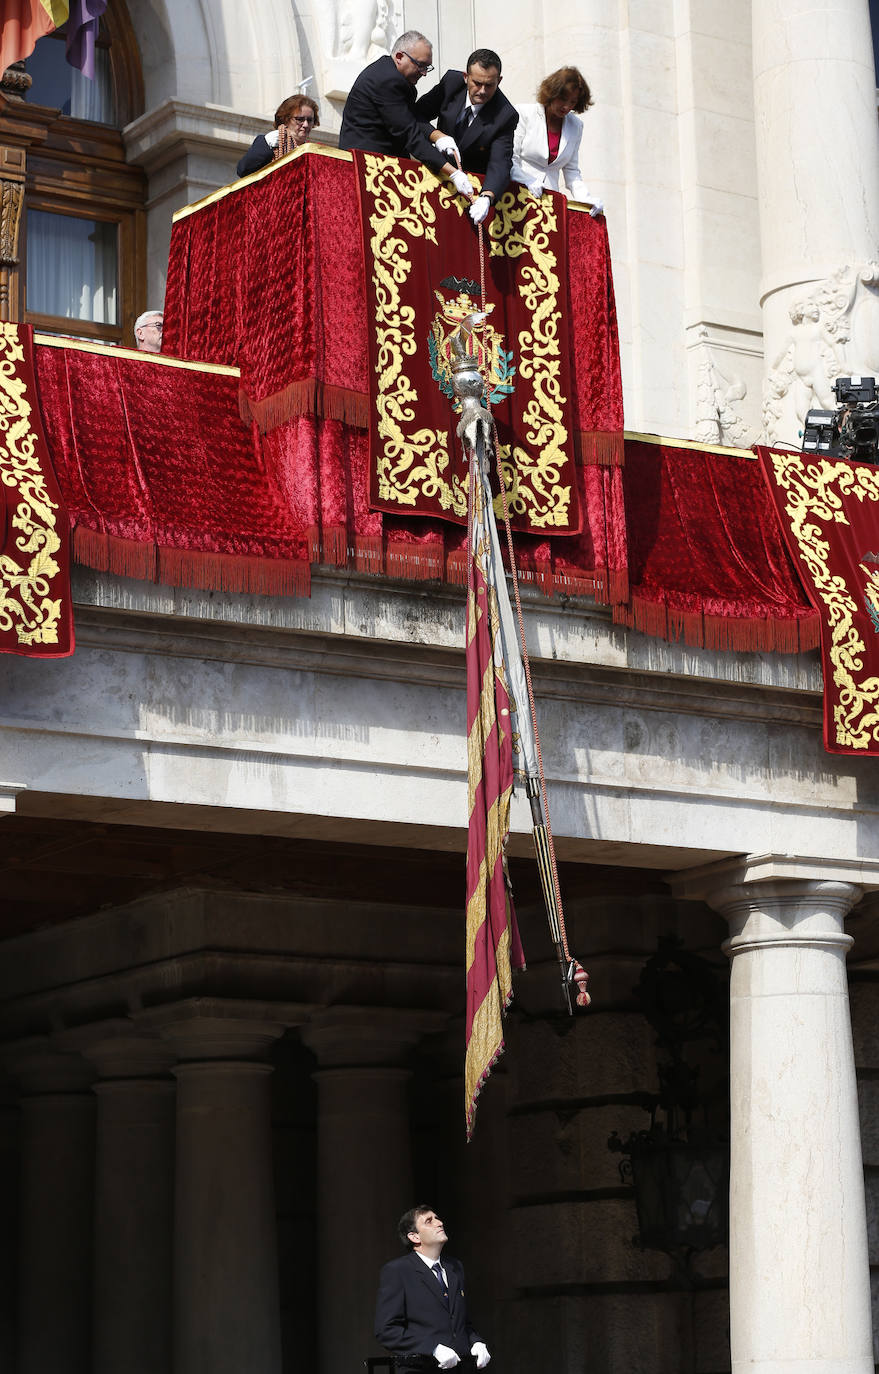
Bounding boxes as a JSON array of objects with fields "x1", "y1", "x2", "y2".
[{"x1": 608, "y1": 937, "x2": 729, "y2": 1274}]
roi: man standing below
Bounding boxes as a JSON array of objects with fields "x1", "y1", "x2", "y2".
[
  {"x1": 339, "y1": 32, "x2": 475, "y2": 205},
  {"x1": 375, "y1": 1205, "x2": 491, "y2": 1371},
  {"x1": 133, "y1": 310, "x2": 163, "y2": 353},
  {"x1": 415, "y1": 50, "x2": 518, "y2": 224}
]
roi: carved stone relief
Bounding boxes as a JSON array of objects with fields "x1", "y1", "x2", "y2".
[
  {"x1": 693, "y1": 330, "x2": 757, "y2": 448},
  {"x1": 318, "y1": 0, "x2": 403, "y2": 100},
  {"x1": 762, "y1": 264, "x2": 879, "y2": 446}
]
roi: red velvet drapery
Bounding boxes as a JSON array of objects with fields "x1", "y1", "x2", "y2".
[
  {"x1": 31, "y1": 339, "x2": 817, "y2": 654},
  {"x1": 162, "y1": 147, "x2": 624, "y2": 468},
  {"x1": 757, "y1": 444, "x2": 879, "y2": 751},
  {"x1": 0, "y1": 325, "x2": 73, "y2": 658}
]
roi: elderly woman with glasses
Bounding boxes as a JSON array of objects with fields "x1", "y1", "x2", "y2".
[
  {"x1": 511, "y1": 66, "x2": 604, "y2": 217},
  {"x1": 236, "y1": 95, "x2": 320, "y2": 179}
]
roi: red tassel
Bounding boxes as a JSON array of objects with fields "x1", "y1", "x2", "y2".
[
  {"x1": 240, "y1": 380, "x2": 369, "y2": 434},
  {"x1": 353, "y1": 536, "x2": 383, "y2": 574},
  {"x1": 320, "y1": 524, "x2": 348, "y2": 566},
  {"x1": 576, "y1": 430, "x2": 625, "y2": 466},
  {"x1": 71, "y1": 524, "x2": 110, "y2": 572},
  {"x1": 157, "y1": 547, "x2": 311, "y2": 597},
  {"x1": 385, "y1": 540, "x2": 444, "y2": 581}
]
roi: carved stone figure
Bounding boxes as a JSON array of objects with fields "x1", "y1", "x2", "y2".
[
  {"x1": 693, "y1": 332, "x2": 756, "y2": 448},
  {"x1": 318, "y1": 0, "x2": 402, "y2": 100},
  {"x1": 762, "y1": 264, "x2": 879, "y2": 446}
]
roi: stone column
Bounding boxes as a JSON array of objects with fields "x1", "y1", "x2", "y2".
[
  {"x1": 139, "y1": 999, "x2": 301, "y2": 1374},
  {"x1": 302, "y1": 1007, "x2": 447, "y2": 1374},
  {"x1": 0, "y1": 1094, "x2": 18, "y2": 1369},
  {"x1": 58, "y1": 1020, "x2": 176, "y2": 1374},
  {"x1": 672, "y1": 856, "x2": 879, "y2": 1374},
  {"x1": 5, "y1": 1040, "x2": 95, "y2": 1374},
  {"x1": 753, "y1": 0, "x2": 879, "y2": 443}
]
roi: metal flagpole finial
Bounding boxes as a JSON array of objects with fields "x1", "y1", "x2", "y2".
[{"x1": 449, "y1": 313, "x2": 494, "y2": 456}]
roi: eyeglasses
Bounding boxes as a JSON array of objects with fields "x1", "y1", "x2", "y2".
[
  {"x1": 148, "y1": 321, "x2": 163, "y2": 330},
  {"x1": 401, "y1": 51, "x2": 434, "y2": 73},
  {"x1": 291, "y1": 114, "x2": 315, "y2": 125}
]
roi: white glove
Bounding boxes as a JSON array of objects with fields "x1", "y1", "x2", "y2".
[
  {"x1": 450, "y1": 169, "x2": 477, "y2": 198},
  {"x1": 588, "y1": 197, "x2": 605, "y2": 218},
  {"x1": 468, "y1": 194, "x2": 491, "y2": 224},
  {"x1": 526, "y1": 176, "x2": 544, "y2": 199},
  {"x1": 471, "y1": 1342, "x2": 491, "y2": 1369},
  {"x1": 433, "y1": 1345, "x2": 460, "y2": 1369},
  {"x1": 435, "y1": 133, "x2": 461, "y2": 163},
  {"x1": 265, "y1": 128, "x2": 280, "y2": 148}
]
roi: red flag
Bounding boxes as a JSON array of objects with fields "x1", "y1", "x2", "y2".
[
  {"x1": 0, "y1": 0, "x2": 67, "y2": 73},
  {"x1": 464, "y1": 451, "x2": 526, "y2": 1139}
]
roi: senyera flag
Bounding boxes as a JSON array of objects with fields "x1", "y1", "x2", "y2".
[
  {"x1": 464, "y1": 437, "x2": 529, "y2": 1140},
  {"x1": 0, "y1": 0, "x2": 107, "y2": 79}
]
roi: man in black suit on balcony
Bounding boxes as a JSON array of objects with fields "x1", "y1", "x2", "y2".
[
  {"x1": 339, "y1": 31, "x2": 476, "y2": 206},
  {"x1": 375, "y1": 1205, "x2": 491, "y2": 1371},
  {"x1": 414, "y1": 49, "x2": 518, "y2": 224}
]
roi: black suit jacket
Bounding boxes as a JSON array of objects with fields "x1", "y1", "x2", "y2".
[
  {"x1": 375, "y1": 1252, "x2": 481, "y2": 1370},
  {"x1": 414, "y1": 71, "x2": 518, "y2": 200},
  {"x1": 339, "y1": 55, "x2": 445, "y2": 174},
  {"x1": 237, "y1": 133, "x2": 273, "y2": 179}
]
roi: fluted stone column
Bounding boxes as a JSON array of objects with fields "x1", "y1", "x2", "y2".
[
  {"x1": 673, "y1": 856, "x2": 879, "y2": 1374},
  {"x1": 753, "y1": 0, "x2": 879, "y2": 440},
  {"x1": 6, "y1": 1040, "x2": 95, "y2": 1374},
  {"x1": 58, "y1": 1020, "x2": 176, "y2": 1374},
  {"x1": 140, "y1": 999, "x2": 302, "y2": 1374},
  {"x1": 302, "y1": 1007, "x2": 447, "y2": 1374}
]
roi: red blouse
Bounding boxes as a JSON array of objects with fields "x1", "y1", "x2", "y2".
[{"x1": 547, "y1": 126, "x2": 562, "y2": 163}]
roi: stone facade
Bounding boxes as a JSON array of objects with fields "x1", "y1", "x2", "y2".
[{"x1": 2, "y1": 2, "x2": 879, "y2": 1372}]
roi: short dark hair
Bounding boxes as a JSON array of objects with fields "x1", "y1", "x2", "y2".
[
  {"x1": 398, "y1": 1204, "x2": 433, "y2": 1249},
  {"x1": 467, "y1": 48, "x2": 502, "y2": 75},
  {"x1": 274, "y1": 94, "x2": 320, "y2": 129},
  {"x1": 536, "y1": 65, "x2": 593, "y2": 113}
]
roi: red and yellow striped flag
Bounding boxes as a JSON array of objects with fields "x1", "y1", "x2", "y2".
[
  {"x1": 0, "y1": 1, "x2": 68, "y2": 73},
  {"x1": 464, "y1": 454, "x2": 526, "y2": 1140}
]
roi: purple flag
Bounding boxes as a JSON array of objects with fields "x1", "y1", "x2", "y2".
[{"x1": 65, "y1": 0, "x2": 107, "y2": 79}]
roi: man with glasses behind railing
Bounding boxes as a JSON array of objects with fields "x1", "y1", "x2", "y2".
[
  {"x1": 237, "y1": 95, "x2": 322, "y2": 178},
  {"x1": 339, "y1": 32, "x2": 477, "y2": 204}
]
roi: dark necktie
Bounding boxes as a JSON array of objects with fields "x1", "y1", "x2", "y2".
[
  {"x1": 455, "y1": 105, "x2": 473, "y2": 138},
  {"x1": 431, "y1": 1261, "x2": 450, "y2": 1307}
]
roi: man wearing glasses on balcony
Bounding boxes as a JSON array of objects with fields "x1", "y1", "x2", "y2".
[
  {"x1": 237, "y1": 96, "x2": 321, "y2": 178},
  {"x1": 134, "y1": 311, "x2": 163, "y2": 354},
  {"x1": 339, "y1": 32, "x2": 477, "y2": 205}
]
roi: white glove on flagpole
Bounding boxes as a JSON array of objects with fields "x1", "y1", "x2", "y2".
[
  {"x1": 468, "y1": 195, "x2": 491, "y2": 224},
  {"x1": 588, "y1": 197, "x2": 605, "y2": 217},
  {"x1": 435, "y1": 133, "x2": 462, "y2": 164},
  {"x1": 450, "y1": 169, "x2": 477, "y2": 198},
  {"x1": 471, "y1": 1342, "x2": 491, "y2": 1368},
  {"x1": 526, "y1": 176, "x2": 544, "y2": 199},
  {"x1": 433, "y1": 1344, "x2": 461, "y2": 1369}
]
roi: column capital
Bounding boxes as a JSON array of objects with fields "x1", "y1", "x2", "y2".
[
  {"x1": 669, "y1": 852, "x2": 879, "y2": 903},
  {"x1": 2, "y1": 1035, "x2": 95, "y2": 1095},
  {"x1": 301, "y1": 1005, "x2": 448, "y2": 1067},
  {"x1": 668, "y1": 855, "x2": 877, "y2": 956},
  {"x1": 55, "y1": 1018, "x2": 175, "y2": 1079},
  {"x1": 136, "y1": 997, "x2": 307, "y2": 1060}
]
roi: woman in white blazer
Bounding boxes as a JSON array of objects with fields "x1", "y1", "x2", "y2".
[{"x1": 511, "y1": 66, "x2": 604, "y2": 216}]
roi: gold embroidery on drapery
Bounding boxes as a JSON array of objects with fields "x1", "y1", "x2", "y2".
[
  {"x1": 769, "y1": 448, "x2": 879, "y2": 749},
  {"x1": 0, "y1": 323, "x2": 63, "y2": 645},
  {"x1": 362, "y1": 157, "x2": 573, "y2": 528}
]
